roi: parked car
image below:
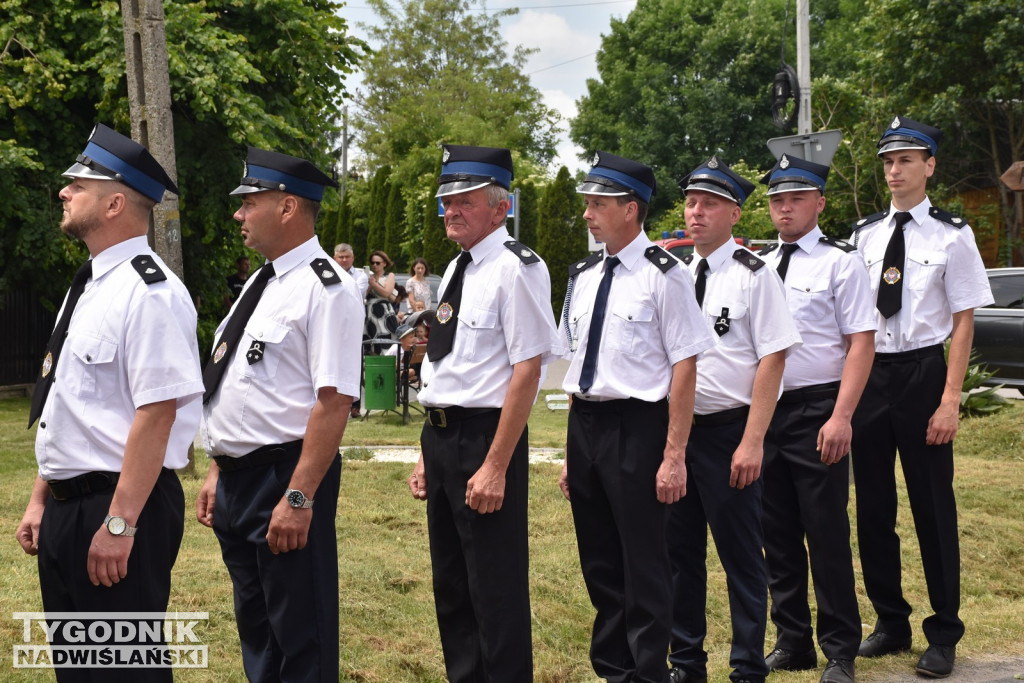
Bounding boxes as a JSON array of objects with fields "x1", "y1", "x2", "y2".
[
  {"x1": 652, "y1": 230, "x2": 748, "y2": 261},
  {"x1": 974, "y1": 267, "x2": 1024, "y2": 394},
  {"x1": 393, "y1": 273, "x2": 443, "y2": 305}
]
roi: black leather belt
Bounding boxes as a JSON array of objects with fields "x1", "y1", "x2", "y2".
[
  {"x1": 572, "y1": 396, "x2": 666, "y2": 413},
  {"x1": 47, "y1": 471, "x2": 120, "y2": 501},
  {"x1": 778, "y1": 381, "x2": 840, "y2": 405},
  {"x1": 425, "y1": 406, "x2": 499, "y2": 428},
  {"x1": 875, "y1": 343, "x2": 943, "y2": 363},
  {"x1": 213, "y1": 439, "x2": 303, "y2": 473},
  {"x1": 692, "y1": 405, "x2": 749, "y2": 427}
]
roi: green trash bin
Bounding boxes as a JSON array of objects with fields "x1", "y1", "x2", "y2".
[{"x1": 364, "y1": 355, "x2": 396, "y2": 411}]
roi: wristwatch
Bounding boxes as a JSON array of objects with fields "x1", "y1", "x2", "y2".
[
  {"x1": 284, "y1": 488, "x2": 314, "y2": 509},
  {"x1": 104, "y1": 515, "x2": 137, "y2": 537}
]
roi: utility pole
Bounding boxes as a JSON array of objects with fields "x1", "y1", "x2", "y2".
[
  {"x1": 120, "y1": 0, "x2": 183, "y2": 279},
  {"x1": 796, "y1": 0, "x2": 811, "y2": 134},
  {"x1": 341, "y1": 105, "x2": 349, "y2": 200}
]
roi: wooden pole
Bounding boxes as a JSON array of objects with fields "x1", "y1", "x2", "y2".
[{"x1": 120, "y1": 0, "x2": 183, "y2": 279}]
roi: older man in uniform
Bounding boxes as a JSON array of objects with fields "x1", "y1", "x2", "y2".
[
  {"x1": 668, "y1": 156, "x2": 801, "y2": 683},
  {"x1": 406, "y1": 144, "x2": 560, "y2": 682},
  {"x1": 558, "y1": 152, "x2": 714, "y2": 683},
  {"x1": 17, "y1": 123, "x2": 203, "y2": 682},
  {"x1": 196, "y1": 148, "x2": 363, "y2": 682},
  {"x1": 757, "y1": 154, "x2": 875, "y2": 683},
  {"x1": 850, "y1": 117, "x2": 993, "y2": 679}
]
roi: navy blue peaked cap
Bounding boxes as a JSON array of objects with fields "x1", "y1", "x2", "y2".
[
  {"x1": 436, "y1": 145, "x2": 514, "y2": 197},
  {"x1": 62, "y1": 123, "x2": 178, "y2": 202},
  {"x1": 877, "y1": 115, "x2": 942, "y2": 157},
  {"x1": 680, "y1": 155, "x2": 755, "y2": 207},
  {"x1": 760, "y1": 153, "x2": 830, "y2": 195},
  {"x1": 577, "y1": 151, "x2": 656, "y2": 204},
  {"x1": 230, "y1": 147, "x2": 338, "y2": 202}
]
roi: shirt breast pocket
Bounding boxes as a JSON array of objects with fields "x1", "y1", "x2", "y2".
[
  {"x1": 905, "y1": 250, "x2": 947, "y2": 291},
  {"x1": 67, "y1": 335, "x2": 118, "y2": 399},
  {"x1": 606, "y1": 301, "x2": 655, "y2": 353},
  {"x1": 704, "y1": 297, "x2": 748, "y2": 341},
  {"x1": 242, "y1": 318, "x2": 290, "y2": 380},
  {"x1": 458, "y1": 306, "x2": 498, "y2": 361},
  {"x1": 786, "y1": 276, "x2": 831, "y2": 320}
]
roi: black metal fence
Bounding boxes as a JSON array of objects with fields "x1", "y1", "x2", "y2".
[{"x1": 2, "y1": 290, "x2": 55, "y2": 386}]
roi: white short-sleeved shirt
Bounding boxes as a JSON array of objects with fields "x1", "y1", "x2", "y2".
[
  {"x1": 347, "y1": 267, "x2": 368, "y2": 301},
  {"x1": 685, "y1": 241, "x2": 802, "y2": 414},
  {"x1": 417, "y1": 228, "x2": 560, "y2": 409},
  {"x1": 201, "y1": 237, "x2": 364, "y2": 458},
  {"x1": 762, "y1": 226, "x2": 876, "y2": 389},
  {"x1": 853, "y1": 197, "x2": 994, "y2": 353},
  {"x1": 559, "y1": 232, "x2": 714, "y2": 402},
  {"x1": 35, "y1": 236, "x2": 204, "y2": 480}
]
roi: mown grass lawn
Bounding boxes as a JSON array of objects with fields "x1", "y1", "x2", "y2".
[{"x1": 0, "y1": 395, "x2": 1020, "y2": 681}]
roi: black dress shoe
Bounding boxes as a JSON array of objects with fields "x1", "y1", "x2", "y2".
[
  {"x1": 669, "y1": 667, "x2": 707, "y2": 683},
  {"x1": 916, "y1": 645, "x2": 955, "y2": 678},
  {"x1": 765, "y1": 646, "x2": 817, "y2": 671},
  {"x1": 820, "y1": 658, "x2": 855, "y2": 683},
  {"x1": 858, "y1": 631, "x2": 912, "y2": 658}
]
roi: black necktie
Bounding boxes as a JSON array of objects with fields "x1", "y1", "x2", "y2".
[
  {"x1": 28, "y1": 260, "x2": 93, "y2": 427},
  {"x1": 776, "y1": 243, "x2": 800, "y2": 282},
  {"x1": 427, "y1": 251, "x2": 472, "y2": 362},
  {"x1": 694, "y1": 258, "x2": 710, "y2": 308},
  {"x1": 203, "y1": 262, "x2": 275, "y2": 403},
  {"x1": 578, "y1": 256, "x2": 619, "y2": 393},
  {"x1": 877, "y1": 211, "x2": 911, "y2": 318}
]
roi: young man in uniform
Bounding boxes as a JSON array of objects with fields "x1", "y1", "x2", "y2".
[
  {"x1": 668, "y1": 156, "x2": 801, "y2": 683},
  {"x1": 850, "y1": 117, "x2": 993, "y2": 679},
  {"x1": 17, "y1": 123, "x2": 203, "y2": 682},
  {"x1": 196, "y1": 147, "x2": 364, "y2": 682},
  {"x1": 758, "y1": 154, "x2": 876, "y2": 683},
  {"x1": 559, "y1": 152, "x2": 714, "y2": 683},
  {"x1": 406, "y1": 145, "x2": 560, "y2": 682}
]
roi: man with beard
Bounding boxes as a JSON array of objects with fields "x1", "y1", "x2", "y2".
[{"x1": 17, "y1": 123, "x2": 203, "y2": 682}]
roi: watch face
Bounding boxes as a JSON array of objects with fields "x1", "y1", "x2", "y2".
[
  {"x1": 107, "y1": 517, "x2": 127, "y2": 535},
  {"x1": 287, "y1": 490, "x2": 305, "y2": 507}
]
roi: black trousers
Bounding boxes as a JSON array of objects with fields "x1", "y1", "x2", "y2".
[
  {"x1": 37, "y1": 468, "x2": 184, "y2": 683},
  {"x1": 668, "y1": 417, "x2": 769, "y2": 683},
  {"x1": 568, "y1": 397, "x2": 672, "y2": 683},
  {"x1": 421, "y1": 410, "x2": 532, "y2": 683},
  {"x1": 213, "y1": 450, "x2": 341, "y2": 683},
  {"x1": 763, "y1": 396, "x2": 860, "y2": 660},
  {"x1": 851, "y1": 348, "x2": 964, "y2": 646}
]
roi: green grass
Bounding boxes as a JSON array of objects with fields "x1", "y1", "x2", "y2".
[{"x1": 0, "y1": 396, "x2": 1022, "y2": 681}]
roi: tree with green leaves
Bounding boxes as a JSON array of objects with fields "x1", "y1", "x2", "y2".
[
  {"x1": 538, "y1": 167, "x2": 589, "y2": 316},
  {"x1": 1, "y1": 0, "x2": 366, "y2": 351},
  {"x1": 571, "y1": 0, "x2": 788, "y2": 216},
  {"x1": 514, "y1": 180, "x2": 540, "y2": 250}
]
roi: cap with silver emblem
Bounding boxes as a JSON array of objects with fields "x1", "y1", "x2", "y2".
[
  {"x1": 62, "y1": 123, "x2": 178, "y2": 203},
  {"x1": 435, "y1": 144, "x2": 514, "y2": 198},
  {"x1": 577, "y1": 151, "x2": 657, "y2": 204},
  {"x1": 230, "y1": 147, "x2": 338, "y2": 202},
  {"x1": 877, "y1": 115, "x2": 942, "y2": 157},
  {"x1": 759, "y1": 153, "x2": 830, "y2": 195},
  {"x1": 679, "y1": 155, "x2": 756, "y2": 207}
]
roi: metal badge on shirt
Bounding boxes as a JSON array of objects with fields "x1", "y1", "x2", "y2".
[{"x1": 714, "y1": 307, "x2": 731, "y2": 336}]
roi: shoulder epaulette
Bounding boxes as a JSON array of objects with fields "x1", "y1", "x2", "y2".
[
  {"x1": 851, "y1": 209, "x2": 889, "y2": 232},
  {"x1": 131, "y1": 255, "x2": 167, "y2": 284},
  {"x1": 309, "y1": 258, "x2": 341, "y2": 286},
  {"x1": 503, "y1": 239, "x2": 540, "y2": 264},
  {"x1": 819, "y1": 235, "x2": 857, "y2": 253},
  {"x1": 929, "y1": 207, "x2": 967, "y2": 229},
  {"x1": 681, "y1": 254, "x2": 695, "y2": 265},
  {"x1": 644, "y1": 245, "x2": 676, "y2": 273},
  {"x1": 733, "y1": 249, "x2": 765, "y2": 272},
  {"x1": 759, "y1": 243, "x2": 780, "y2": 257},
  {"x1": 569, "y1": 251, "x2": 602, "y2": 277}
]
